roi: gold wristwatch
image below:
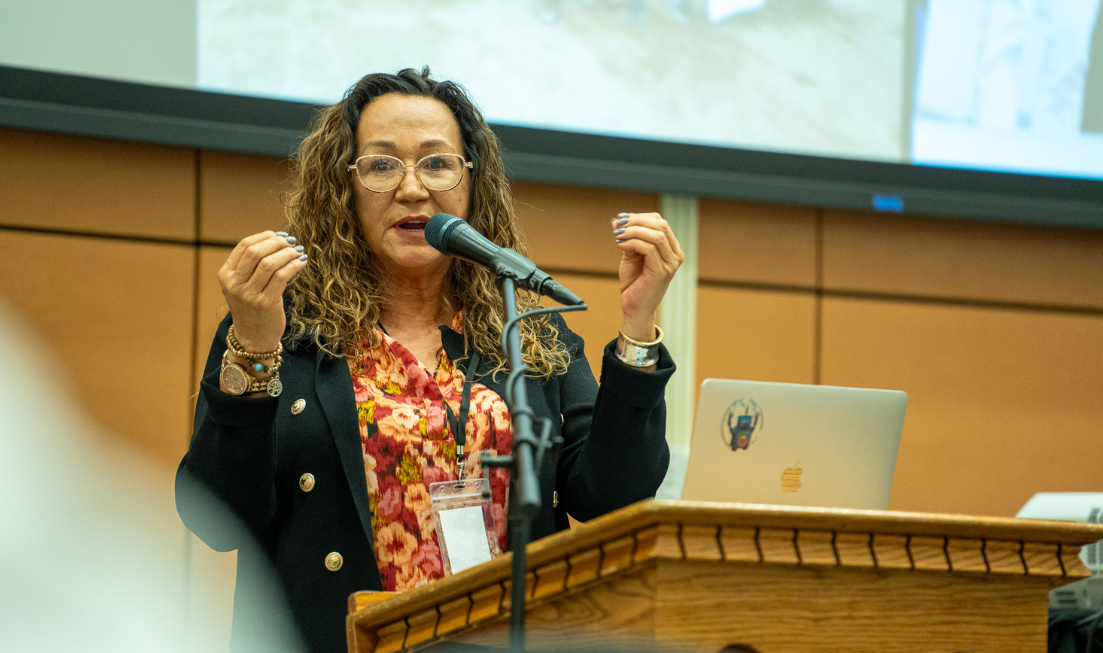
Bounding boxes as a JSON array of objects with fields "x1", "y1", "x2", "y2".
[
  {"x1": 220, "y1": 352, "x2": 252, "y2": 395},
  {"x1": 220, "y1": 351, "x2": 282, "y2": 397}
]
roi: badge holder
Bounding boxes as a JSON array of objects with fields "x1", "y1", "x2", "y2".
[{"x1": 429, "y1": 477, "x2": 502, "y2": 575}]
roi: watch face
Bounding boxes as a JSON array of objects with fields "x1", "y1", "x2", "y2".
[{"x1": 220, "y1": 363, "x2": 251, "y2": 395}]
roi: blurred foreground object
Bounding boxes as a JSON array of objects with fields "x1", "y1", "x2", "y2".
[{"x1": 0, "y1": 301, "x2": 300, "y2": 653}]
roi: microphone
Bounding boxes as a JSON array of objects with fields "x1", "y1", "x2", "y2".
[{"x1": 425, "y1": 213, "x2": 584, "y2": 306}]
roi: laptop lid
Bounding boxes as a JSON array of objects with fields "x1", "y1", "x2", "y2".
[{"x1": 681, "y1": 378, "x2": 907, "y2": 510}]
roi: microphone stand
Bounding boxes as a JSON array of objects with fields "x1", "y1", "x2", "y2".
[
  {"x1": 481, "y1": 275, "x2": 542, "y2": 652},
  {"x1": 481, "y1": 269, "x2": 586, "y2": 651}
]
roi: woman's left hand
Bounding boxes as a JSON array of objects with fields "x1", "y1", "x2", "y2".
[{"x1": 612, "y1": 212, "x2": 685, "y2": 342}]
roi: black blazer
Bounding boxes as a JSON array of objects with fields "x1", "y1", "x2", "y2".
[{"x1": 176, "y1": 314, "x2": 673, "y2": 653}]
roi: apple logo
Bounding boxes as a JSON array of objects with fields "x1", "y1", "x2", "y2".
[{"x1": 781, "y1": 461, "x2": 802, "y2": 493}]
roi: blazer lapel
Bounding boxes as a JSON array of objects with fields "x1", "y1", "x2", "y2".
[
  {"x1": 440, "y1": 326, "x2": 508, "y2": 397},
  {"x1": 314, "y1": 347, "x2": 382, "y2": 584}
]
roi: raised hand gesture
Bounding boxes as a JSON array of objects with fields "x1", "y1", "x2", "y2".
[
  {"x1": 610, "y1": 212, "x2": 684, "y2": 344},
  {"x1": 218, "y1": 231, "x2": 308, "y2": 353}
]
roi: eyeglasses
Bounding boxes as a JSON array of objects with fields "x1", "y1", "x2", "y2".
[{"x1": 347, "y1": 153, "x2": 473, "y2": 193}]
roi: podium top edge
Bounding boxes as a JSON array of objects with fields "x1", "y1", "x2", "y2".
[{"x1": 644, "y1": 499, "x2": 1103, "y2": 542}]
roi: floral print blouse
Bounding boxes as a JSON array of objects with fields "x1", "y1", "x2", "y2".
[{"x1": 347, "y1": 317, "x2": 512, "y2": 592}]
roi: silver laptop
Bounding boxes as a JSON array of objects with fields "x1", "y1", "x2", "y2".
[{"x1": 681, "y1": 379, "x2": 907, "y2": 510}]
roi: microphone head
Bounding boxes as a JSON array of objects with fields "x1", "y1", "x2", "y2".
[{"x1": 425, "y1": 213, "x2": 464, "y2": 254}]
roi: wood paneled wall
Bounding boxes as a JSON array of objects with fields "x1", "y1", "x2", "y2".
[
  {"x1": 696, "y1": 202, "x2": 1103, "y2": 518},
  {"x1": 2, "y1": 126, "x2": 1101, "y2": 645}
]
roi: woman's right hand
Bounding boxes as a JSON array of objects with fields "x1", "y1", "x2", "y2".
[{"x1": 218, "y1": 231, "x2": 308, "y2": 352}]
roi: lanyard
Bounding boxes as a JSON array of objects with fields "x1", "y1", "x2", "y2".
[{"x1": 443, "y1": 350, "x2": 480, "y2": 480}]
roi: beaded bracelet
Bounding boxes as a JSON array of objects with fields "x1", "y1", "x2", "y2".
[
  {"x1": 245, "y1": 358, "x2": 282, "y2": 375},
  {"x1": 227, "y1": 324, "x2": 283, "y2": 360}
]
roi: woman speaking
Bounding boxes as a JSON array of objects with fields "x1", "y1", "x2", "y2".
[{"x1": 176, "y1": 67, "x2": 684, "y2": 653}]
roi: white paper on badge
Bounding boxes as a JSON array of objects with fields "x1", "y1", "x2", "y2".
[{"x1": 438, "y1": 505, "x2": 493, "y2": 573}]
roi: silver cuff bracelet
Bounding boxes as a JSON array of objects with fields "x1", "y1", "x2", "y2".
[{"x1": 614, "y1": 326, "x2": 664, "y2": 368}]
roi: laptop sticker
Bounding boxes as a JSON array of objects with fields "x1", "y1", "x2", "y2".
[{"x1": 723, "y1": 398, "x2": 763, "y2": 451}]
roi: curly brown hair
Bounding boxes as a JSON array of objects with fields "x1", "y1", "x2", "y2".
[{"x1": 283, "y1": 67, "x2": 569, "y2": 378}]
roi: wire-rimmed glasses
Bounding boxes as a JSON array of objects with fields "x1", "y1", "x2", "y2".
[{"x1": 347, "y1": 153, "x2": 473, "y2": 193}]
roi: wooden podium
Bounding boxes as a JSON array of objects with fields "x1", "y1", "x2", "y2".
[{"x1": 346, "y1": 500, "x2": 1103, "y2": 653}]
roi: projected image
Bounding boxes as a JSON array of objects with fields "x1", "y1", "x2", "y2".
[
  {"x1": 911, "y1": 0, "x2": 1103, "y2": 178},
  {"x1": 198, "y1": 0, "x2": 908, "y2": 163}
]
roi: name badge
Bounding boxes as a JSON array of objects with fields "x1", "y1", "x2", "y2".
[{"x1": 429, "y1": 477, "x2": 502, "y2": 575}]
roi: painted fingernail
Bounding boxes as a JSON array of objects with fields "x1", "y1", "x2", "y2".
[
  {"x1": 617, "y1": 212, "x2": 630, "y2": 218},
  {"x1": 615, "y1": 217, "x2": 629, "y2": 226},
  {"x1": 285, "y1": 236, "x2": 297, "y2": 245},
  {"x1": 613, "y1": 227, "x2": 626, "y2": 235},
  {"x1": 294, "y1": 245, "x2": 304, "y2": 253},
  {"x1": 275, "y1": 231, "x2": 288, "y2": 237},
  {"x1": 615, "y1": 239, "x2": 625, "y2": 244},
  {"x1": 298, "y1": 254, "x2": 308, "y2": 262}
]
